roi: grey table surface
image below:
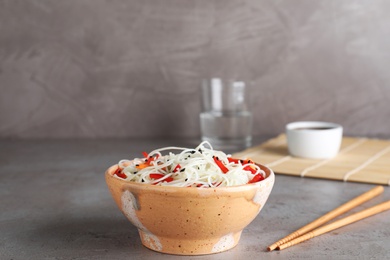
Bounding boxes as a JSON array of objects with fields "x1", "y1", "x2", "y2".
[{"x1": 1, "y1": 137, "x2": 389, "y2": 260}]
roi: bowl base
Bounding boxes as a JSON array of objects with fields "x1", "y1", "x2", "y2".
[{"x1": 138, "y1": 229, "x2": 242, "y2": 255}]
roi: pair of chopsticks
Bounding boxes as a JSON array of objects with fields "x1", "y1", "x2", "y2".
[{"x1": 268, "y1": 185, "x2": 390, "y2": 251}]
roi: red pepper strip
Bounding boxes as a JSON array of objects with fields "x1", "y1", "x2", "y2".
[
  {"x1": 149, "y1": 173, "x2": 174, "y2": 183},
  {"x1": 142, "y1": 152, "x2": 160, "y2": 165},
  {"x1": 173, "y1": 164, "x2": 181, "y2": 172},
  {"x1": 227, "y1": 157, "x2": 240, "y2": 164},
  {"x1": 114, "y1": 167, "x2": 127, "y2": 179},
  {"x1": 243, "y1": 165, "x2": 257, "y2": 174},
  {"x1": 213, "y1": 156, "x2": 229, "y2": 173},
  {"x1": 142, "y1": 151, "x2": 151, "y2": 164},
  {"x1": 248, "y1": 174, "x2": 264, "y2": 184},
  {"x1": 228, "y1": 157, "x2": 253, "y2": 165}
]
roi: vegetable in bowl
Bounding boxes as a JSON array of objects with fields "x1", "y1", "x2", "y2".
[{"x1": 113, "y1": 141, "x2": 265, "y2": 187}]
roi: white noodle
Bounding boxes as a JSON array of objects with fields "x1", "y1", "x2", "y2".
[{"x1": 115, "y1": 141, "x2": 265, "y2": 187}]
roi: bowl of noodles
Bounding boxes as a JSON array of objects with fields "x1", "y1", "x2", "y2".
[{"x1": 105, "y1": 142, "x2": 275, "y2": 255}]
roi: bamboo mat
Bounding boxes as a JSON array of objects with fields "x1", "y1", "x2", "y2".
[{"x1": 233, "y1": 134, "x2": 390, "y2": 186}]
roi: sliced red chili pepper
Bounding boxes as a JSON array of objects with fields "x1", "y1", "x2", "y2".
[
  {"x1": 213, "y1": 156, "x2": 229, "y2": 174},
  {"x1": 149, "y1": 173, "x2": 163, "y2": 178},
  {"x1": 149, "y1": 173, "x2": 174, "y2": 182},
  {"x1": 248, "y1": 174, "x2": 264, "y2": 184},
  {"x1": 243, "y1": 165, "x2": 257, "y2": 174},
  {"x1": 114, "y1": 167, "x2": 127, "y2": 179},
  {"x1": 142, "y1": 152, "x2": 160, "y2": 165},
  {"x1": 242, "y1": 159, "x2": 253, "y2": 164},
  {"x1": 227, "y1": 157, "x2": 240, "y2": 164},
  {"x1": 173, "y1": 164, "x2": 181, "y2": 172},
  {"x1": 142, "y1": 151, "x2": 151, "y2": 164},
  {"x1": 228, "y1": 157, "x2": 253, "y2": 165}
]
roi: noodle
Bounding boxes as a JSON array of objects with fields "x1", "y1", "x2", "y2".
[{"x1": 113, "y1": 141, "x2": 265, "y2": 187}]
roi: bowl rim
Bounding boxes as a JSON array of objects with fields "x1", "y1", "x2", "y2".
[
  {"x1": 286, "y1": 121, "x2": 343, "y2": 132},
  {"x1": 105, "y1": 162, "x2": 274, "y2": 192}
]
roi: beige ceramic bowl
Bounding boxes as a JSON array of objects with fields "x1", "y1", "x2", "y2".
[{"x1": 105, "y1": 163, "x2": 275, "y2": 255}]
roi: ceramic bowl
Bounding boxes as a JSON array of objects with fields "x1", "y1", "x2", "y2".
[
  {"x1": 105, "y1": 163, "x2": 275, "y2": 255},
  {"x1": 286, "y1": 121, "x2": 343, "y2": 159}
]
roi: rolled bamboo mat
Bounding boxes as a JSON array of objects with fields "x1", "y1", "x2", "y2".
[{"x1": 233, "y1": 134, "x2": 390, "y2": 186}]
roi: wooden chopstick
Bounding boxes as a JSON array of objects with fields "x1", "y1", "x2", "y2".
[
  {"x1": 277, "y1": 199, "x2": 390, "y2": 250},
  {"x1": 267, "y1": 185, "x2": 384, "y2": 251}
]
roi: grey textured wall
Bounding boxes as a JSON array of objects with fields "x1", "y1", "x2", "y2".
[{"x1": 1, "y1": 0, "x2": 390, "y2": 139}]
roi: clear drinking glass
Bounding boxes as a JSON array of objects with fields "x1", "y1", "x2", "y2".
[{"x1": 200, "y1": 78, "x2": 253, "y2": 152}]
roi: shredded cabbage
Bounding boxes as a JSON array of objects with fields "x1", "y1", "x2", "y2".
[{"x1": 114, "y1": 141, "x2": 265, "y2": 187}]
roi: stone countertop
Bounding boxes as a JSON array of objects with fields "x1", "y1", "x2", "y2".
[{"x1": 1, "y1": 138, "x2": 389, "y2": 260}]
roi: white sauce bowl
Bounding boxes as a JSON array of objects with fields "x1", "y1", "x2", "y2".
[{"x1": 286, "y1": 121, "x2": 343, "y2": 159}]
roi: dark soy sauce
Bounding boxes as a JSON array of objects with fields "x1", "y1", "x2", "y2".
[{"x1": 294, "y1": 127, "x2": 335, "y2": 130}]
